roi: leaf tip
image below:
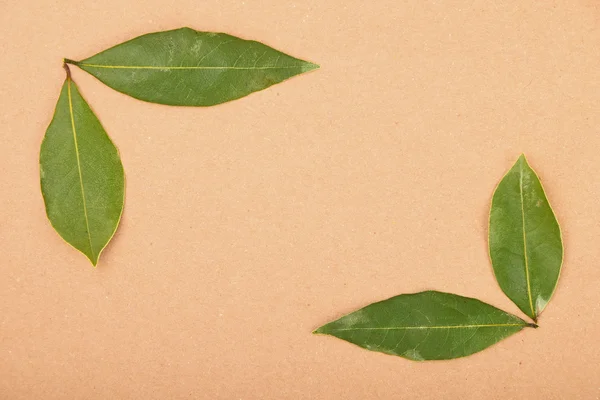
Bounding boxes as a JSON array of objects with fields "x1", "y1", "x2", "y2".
[
  {"x1": 86, "y1": 254, "x2": 99, "y2": 267},
  {"x1": 312, "y1": 326, "x2": 327, "y2": 335},
  {"x1": 518, "y1": 153, "x2": 528, "y2": 163},
  {"x1": 302, "y1": 61, "x2": 320, "y2": 73}
]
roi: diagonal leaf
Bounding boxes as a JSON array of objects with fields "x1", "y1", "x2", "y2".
[
  {"x1": 65, "y1": 27, "x2": 319, "y2": 106},
  {"x1": 40, "y1": 69, "x2": 125, "y2": 266},
  {"x1": 489, "y1": 154, "x2": 563, "y2": 321},
  {"x1": 314, "y1": 291, "x2": 535, "y2": 361}
]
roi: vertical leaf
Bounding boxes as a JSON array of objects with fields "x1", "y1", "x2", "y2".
[
  {"x1": 65, "y1": 27, "x2": 319, "y2": 106},
  {"x1": 40, "y1": 72, "x2": 124, "y2": 266},
  {"x1": 489, "y1": 155, "x2": 563, "y2": 320},
  {"x1": 314, "y1": 291, "x2": 535, "y2": 361}
]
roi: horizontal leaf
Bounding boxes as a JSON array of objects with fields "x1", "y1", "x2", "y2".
[
  {"x1": 314, "y1": 291, "x2": 535, "y2": 361},
  {"x1": 40, "y1": 72, "x2": 124, "y2": 266},
  {"x1": 489, "y1": 155, "x2": 563, "y2": 321},
  {"x1": 65, "y1": 27, "x2": 318, "y2": 106}
]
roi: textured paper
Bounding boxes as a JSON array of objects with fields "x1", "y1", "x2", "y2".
[{"x1": 1, "y1": 0, "x2": 599, "y2": 398}]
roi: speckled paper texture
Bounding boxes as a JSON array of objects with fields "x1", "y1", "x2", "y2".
[{"x1": 1, "y1": 0, "x2": 599, "y2": 398}]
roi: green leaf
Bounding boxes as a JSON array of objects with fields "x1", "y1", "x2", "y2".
[
  {"x1": 314, "y1": 291, "x2": 535, "y2": 361},
  {"x1": 65, "y1": 27, "x2": 319, "y2": 106},
  {"x1": 489, "y1": 154, "x2": 563, "y2": 321},
  {"x1": 40, "y1": 73, "x2": 125, "y2": 266}
]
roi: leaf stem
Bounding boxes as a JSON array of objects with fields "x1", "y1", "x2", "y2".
[
  {"x1": 527, "y1": 323, "x2": 539, "y2": 329},
  {"x1": 64, "y1": 58, "x2": 79, "y2": 65},
  {"x1": 63, "y1": 62, "x2": 72, "y2": 80}
]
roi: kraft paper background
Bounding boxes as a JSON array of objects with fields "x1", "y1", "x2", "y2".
[{"x1": 1, "y1": 0, "x2": 599, "y2": 398}]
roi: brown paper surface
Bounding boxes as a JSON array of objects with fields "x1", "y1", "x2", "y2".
[{"x1": 1, "y1": 0, "x2": 599, "y2": 398}]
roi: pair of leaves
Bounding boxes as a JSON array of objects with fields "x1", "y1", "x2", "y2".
[
  {"x1": 315, "y1": 155, "x2": 563, "y2": 360},
  {"x1": 40, "y1": 28, "x2": 318, "y2": 265}
]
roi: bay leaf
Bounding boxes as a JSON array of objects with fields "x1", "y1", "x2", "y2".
[
  {"x1": 489, "y1": 155, "x2": 563, "y2": 321},
  {"x1": 314, "y1": 291, "x2": 535, "y2": 361},
  {"x1": 64, "y1": 27, "x2": 318, "y2": 106},
  {"x1": 40, "y1": 71, "x2": 124, "y2": 266}
]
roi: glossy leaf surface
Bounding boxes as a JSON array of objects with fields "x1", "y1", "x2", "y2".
[
  {"x1": 66, "y1": 27, "x2": 318, "y2": 106},
  {"x1": 40, "y1": 76, "x2": 124, "y2": 266},
  {"x1": 489, "y1": 155, "x2": 562, "y2": 321},
  {"x1": 314, "y1": 291, "x2": 534, "y2": 361}
]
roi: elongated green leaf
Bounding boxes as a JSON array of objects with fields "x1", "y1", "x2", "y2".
[
  {"x1": 40, "y1": 73, "x2": 124, "y2": 266},
  {"x1": 314, "y1": 291, "x2": 535, "y2": 361},
  {"x1": 489, "y1": 155, "x2": 563, "y2": 321},
  {"x1": 65, "y1": 27, "x2": 318, "y2": 106}
]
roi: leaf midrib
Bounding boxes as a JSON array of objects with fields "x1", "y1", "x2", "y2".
[
  {"x1": 67, "y1": 79, "x2": 95, "y2": 261},
  {"x1": 324, "y1": 323, "x2": 526, "y2": 331},
  {"x1": 76, "y1": 62, "x2": 307, "y2": 71},
  {"x1": 519, "y1": 159, "x2": 536, "y2": 319}
]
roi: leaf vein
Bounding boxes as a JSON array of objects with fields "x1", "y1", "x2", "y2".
[
  {"x1": 67, "y1": 80, "x2": 95, "y2": 261},
  {"x1": 519, "y1": 160, "x2": 536, "y2": 318},
  {"x1": 77, "y1": 63, "x2": 302, "y2": 71}
]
